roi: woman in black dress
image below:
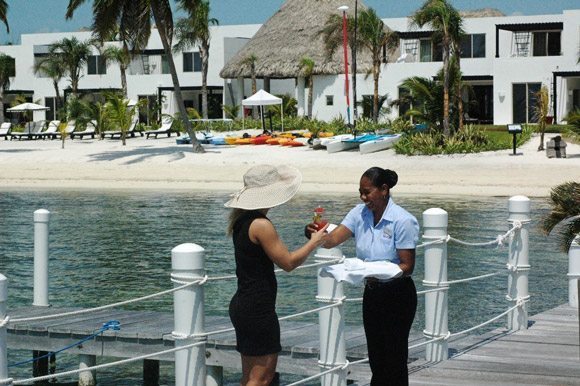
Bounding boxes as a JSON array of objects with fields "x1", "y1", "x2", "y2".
[{"x1": 225, "y1": 164, "x2": 328, "y2": 386}]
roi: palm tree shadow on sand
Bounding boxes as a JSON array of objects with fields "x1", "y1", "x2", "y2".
[{"x1": 88, "y1": 145, "x2": 222, "y2": 164}]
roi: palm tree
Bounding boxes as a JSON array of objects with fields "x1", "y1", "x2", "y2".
[
  {"x1": 449, "y1": 16, "x2": 465, "y2": 130},
  {"x1": 542, "y1": 181, "x2": 580, "y2": 252},
  {"x1": 532, "y1": 85, "x2": 549, "y2": 151},
  {"x1": 0, "y1": 53, "x2": 14, "y2": 124},
  {"x1": 411, "y1": 0, "x2": 463, "y2": 137},
  {"x1": 104, "y1": 93, "x2": 135, "y2": 146},
  {"x1": 66, "y1": 0, "x2": 205, "y2": 153},
  {"x1": 102, "y1": 45, "x2": 131, "y2": 97},
  {"x1": 357, "y1": 8, "x2": 399, "y2": 122},
  {"x1": 298, "y1": 57, "x2": 314, "y2": 119},
  {"x1": 320, "y1": 8, "x2": 398, "y2": 123},
  {"x1": 240, "y1": 54, "x2": 258, "y2": 118},
  {"x1": 0, "y1": 0, "x2": 8, "y2": 33},
  {"x1": 48, "y1": 36, "x2": 93, "y2": 96},
  {"x1": 173, "y1": 0, "x2": 218, "y2": 119},
  {"x1": 33, "y1": 52, "x2": 66, "y2": 115}
]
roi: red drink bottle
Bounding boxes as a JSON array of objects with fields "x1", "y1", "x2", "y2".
[{"x1": 313, "y1": 206, "x2": 328, "y2": 230}]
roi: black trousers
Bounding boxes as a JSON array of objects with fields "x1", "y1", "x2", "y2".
[{"x1": 363, "y1": 277, "x2": 417, "y2": 386}]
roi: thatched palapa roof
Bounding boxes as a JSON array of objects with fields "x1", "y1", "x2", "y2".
[{"x1": 220, "y1": 0, "x2": 375, "y2": 79}]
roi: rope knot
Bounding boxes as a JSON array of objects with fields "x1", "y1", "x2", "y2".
[
  {"x1": 0, "y1": 315, "x2": 10, "y2": 328},
  {"x1": 171, "y1": 331, "x2": 208, "y2": 341},
  {"x1": 341, "y1": 360, "x2": 350, "y2": 370},
  {"x1": 0, "y1": 377, "x2": 14, "y2": 385}
]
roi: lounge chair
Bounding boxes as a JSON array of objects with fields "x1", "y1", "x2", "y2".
[
  {"x1": 54, "y1": 120, "x2": 76, "y2": 139},
  {"x1": 70, "y1": 120, "x2": 97, "y2": 139},
  {"x1": 144, "y1": 120, "x2": 173, "y2": 139},
  {"x1": 37, "y1": 120, "x2": 61, "y2": 140},
  {"x1": 11, "y1": 121, "x2": 46, "y2": 140},
  {"x1": 0, "y1": 122, "x2": 11, "y2": 140},
  {"x1": 102, "y1": 118, "x2": 140, "y2": 139}
]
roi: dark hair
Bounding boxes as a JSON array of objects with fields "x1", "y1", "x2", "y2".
[{"x1": 362, "y1": 167, "x2": 398, "y2": 189}]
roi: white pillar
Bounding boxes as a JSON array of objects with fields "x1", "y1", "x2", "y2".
[
  {"x1": 0, "y1": 274, "x2": 8, "y2": 382},
  {"x1": 172, "y1": 243, "x2": 206, "y2": 386},
  {"x1": 422, "y1": 208, "x2": 449, "y2": 362},
  {"x1": 507, "y1": 196, "x2": 531, "y2": 331},
  {"x1": 33, "y1": 209, "x2": 50, "y2": 307},
  {"x1": 317, "y1": 271, "x2": 346, "y2": 386},
  {"x1": 296, "y1": 77, "x2": 306, "y2": 117},
  {"x1": 568, "y1": 237, "x2": 580, "y2": 308},
  {"x1": 78, "y1": 354, "x2": 96, "y2": 386}
]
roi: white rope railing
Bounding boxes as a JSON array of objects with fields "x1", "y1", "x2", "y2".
[
  {"x1": 417, "y1": 220, "x2": 526, "y2": 249},
  {"x1": 10, "y1": 278, "x2": 205, "y2": 323},
  {"x1": 9, "y1": 341, "x2": 206, "y2": 385}
]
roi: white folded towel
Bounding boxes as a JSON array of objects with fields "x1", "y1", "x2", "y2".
[{"x1": 321, "y1": 258, "x2": 403, "y2": 286}]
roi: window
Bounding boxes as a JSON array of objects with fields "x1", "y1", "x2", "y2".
[
  {"x1": 193, "y1": 52, "x2": 202, "y2": 72},
  {"x1": 532, "y1": 31, "x2": 561, "y2": 56},
  {"x1": 512, "y1": 83, "x2": 541, "y2": 124},
  {"x1": 419, "y1": 39, "x2": 442, "y2": 62},
  {"x1": 460, "y1": 34, "x2": 486, "y2": 58},
  {"x1": 183, "y1": 52, "x2": 193, "y2": 72},
  {"x1": 182, "y1": 52, "x2": 201, "y2": 73},
  {"x1": 45, "y1": 97, "x2": 57, "y2": 121},
  {"x1": 326, "y1": 95, "x2": 334, "y2": 106},
  {"x1": 87, "y1": 55, "x2": 106, "y2": 75},
  {"x1": 161, "y1": 55, "x2": 170, "y2": 74}
]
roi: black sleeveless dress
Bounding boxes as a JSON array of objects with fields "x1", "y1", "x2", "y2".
[{"x1": 228, "y1": 211, "x2": 281, "y2": 356}]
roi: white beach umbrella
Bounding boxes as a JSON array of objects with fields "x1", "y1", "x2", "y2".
[
  {"x1": 7, "y1": 102, "x2": 50, "y2": 112},
  {"x1": 242, "y1": 89, "x2": 283, "y2": 132}
]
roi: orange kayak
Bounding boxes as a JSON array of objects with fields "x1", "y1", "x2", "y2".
[
  {"x1": 278, "y1": 138, "x2": 294, "y2": 146},
  {"x1": 287, "y1": 140, "x2": 305, "y2": 147},
  {"x1": 250, "y1": 135, "x2": 271, "y2": 145},
  {"x1": 234, "y1": 138, "x2": 252, "y2": 145},
  {"x1": 266, "y1": 137, "x2": 282, "y2": 145}
]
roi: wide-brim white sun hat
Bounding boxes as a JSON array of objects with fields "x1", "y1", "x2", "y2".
[{"x1": 224, "y1": 164, "x2": 302, "y2": 210}]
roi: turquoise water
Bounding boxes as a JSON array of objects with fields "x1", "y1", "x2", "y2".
[{"x1": 0, "y1": 190, "x2": 569, "y2": 385}]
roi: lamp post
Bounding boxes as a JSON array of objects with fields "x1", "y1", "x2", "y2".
[{"x1": 338, "y1": 5, "x2": 351, "y2": 127}]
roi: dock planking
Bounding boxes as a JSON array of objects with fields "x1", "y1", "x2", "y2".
[{"x1": 5, "y1": 304, "x2": 579, "y2": 385}]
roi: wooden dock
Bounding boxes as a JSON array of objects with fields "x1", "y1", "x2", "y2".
[{"x1": 6, "y1": 304, "x2": 579, "y2": 385}]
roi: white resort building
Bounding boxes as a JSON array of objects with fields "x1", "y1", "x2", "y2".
[{"x1": 0, "y1": 2, "x2": 578, "y2": 126}]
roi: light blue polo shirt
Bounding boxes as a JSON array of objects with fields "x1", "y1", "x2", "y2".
[{"x1": 341, "y1": 198, "x2": 419, "y2": 264}]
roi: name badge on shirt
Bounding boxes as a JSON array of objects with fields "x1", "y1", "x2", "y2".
[{"x1": 382, "y1": 226, "x2": 393, "y2": 239}]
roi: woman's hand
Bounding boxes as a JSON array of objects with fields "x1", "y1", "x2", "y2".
[
  {"x1": 309, "y1": 222, "x2": 329, "y2": 246},
  {"x1": 304, "y1": 222, "x2": 319, "y2": 239}
]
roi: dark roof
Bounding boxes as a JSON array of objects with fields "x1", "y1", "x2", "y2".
[
  {"x1": 396, "y1": 31, "x2": 434, "y2": 39},
  {"x1": 496, "y1": 22, "x2": 563, "y2": 32}
]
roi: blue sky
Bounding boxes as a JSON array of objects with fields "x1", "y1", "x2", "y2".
[{"x1": 3, "y1": 0, "x2": 579, "y2": 44}]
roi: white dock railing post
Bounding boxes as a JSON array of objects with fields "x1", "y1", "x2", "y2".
[
  {"x1": 568, "y1": 237, "x2": 580, "y2": 308},
  {"x1": 172, "y1": 243, "x2": 206, "y2": 386},
  {"x1": 422, "y1": 208, "x2": 449, "y2": 362},
  {"x1": 317, "y1": 268, "x2": 346, "y2": 386},
  {"x1": 0, "y1": 274, "x2": 8, "y2": 383},
  {"x1": 507, "y1": 196, "x2": 531, "y2": 331},
  {"x1": 33, "y1": 209, "x2": 50, "y2": 307}
]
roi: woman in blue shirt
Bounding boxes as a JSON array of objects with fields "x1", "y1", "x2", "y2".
[{"x1": 306, "y1": 167, "x2": 419, "y2": 386}]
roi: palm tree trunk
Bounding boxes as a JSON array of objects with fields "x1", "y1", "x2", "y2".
[
  {"x1": 307, "y1": 77, "x2": 313, "y2": 119},
  {"x1": 456, "y1": 55, "x2": 463, "y2": 131},
  {"x1": 201, "y1": 43, "x2": 209, "y2": 119},
  {"x1": 151, "y1": 5, "x2": 204, "y2": 153},
  {"x1": 53, "y1": 81, "x2": 62, "y2": 114},
  {"x1": 120, "y1": 65, "x2": 128, "y2": 98},
  {"x1": 373, "y1": 63, "x2": 379, "y2": 123},
  {"x1": 0, "y1": 87, "x2": 4, "y2": 123},
  {"x1": 442, "y1": 43, "x2": 450, "y2": 137}
]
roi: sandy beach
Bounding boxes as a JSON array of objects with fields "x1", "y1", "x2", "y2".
[{"x1": 0, "y1": 132, "x2": 578, "y2": 197}]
